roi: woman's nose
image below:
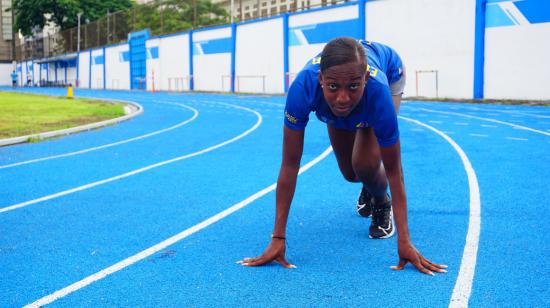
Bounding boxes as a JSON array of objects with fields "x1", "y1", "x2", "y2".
[{"x1": 336, "y1": 90, "x2": 350, "y2": 103}]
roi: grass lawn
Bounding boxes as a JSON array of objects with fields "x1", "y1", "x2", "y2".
[{"x1": 0, "y1": 92, "x2": 125, "y2": 139}]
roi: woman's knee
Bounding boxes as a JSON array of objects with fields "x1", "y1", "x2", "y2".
[
  {"x1": 341, "y1": 170, "x2": 358, "y2": 182},
  {"x1": 352, "y1": 157, "x2": 382, "y2": 180}
]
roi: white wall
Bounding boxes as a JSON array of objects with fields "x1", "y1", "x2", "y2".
[
  {"x1": 40, "y1": 63, "x2": 49, "y2": 83},
  {"x1": 105, "y1": 44, "x2": 130, "y2": 90},
  {"x1": 485, "y1": 22, "x2": 550, "y2": 100},
  {"x1": 366, "y1": 0, "x2": 476, "y2": 99},
  {"x1": 193, "y1": 27, "x2": 232, "y2": 92},
  {"x1": 20, "y1": 62, "x2": 27, "y2": 86},
  {"x1": 67, "y1": 67, "x2": 77, "y2": 86},
  {"x1": 147, "y1": 34, "x2": 190, "y2": 91},
  {"x1": 91, "y1": 49, "x2": 105, "y2": 89},
  {"x1": 47, "y1": 63, "x2": 56, "y2": 83},
  {"x1": 17, "y1": 0, "x2": 549, "y2": 99},
  {"x1": 289, "y1": 4, "x2": 359, "y2": 80},
  {"x1": 236, "y1": 18, "x2": 285, "y2": 93},
  {"x1": 32, "y1": 62, "x2": 39, "y2": 85},
  {"x1": 145, "y1": 38, "x2": 160, "y2": 91},
  {"x1": 25, "y1": 61, "x2": 34, "y2": 85},
  {"x1": 78, "y1": 51, "x2": 90, "y2": 88},
  {"x1": 0, "y1": 63, "x2": 12, "y2": 85},
  {"x1": 56, "y1": 63, "x2": 64, "y2": 83}
]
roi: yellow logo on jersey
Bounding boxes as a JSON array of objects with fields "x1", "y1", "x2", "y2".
[
  {"x1": 285, "y1": 111, "x2": 298, "y2": 124},
  {"x1": 366, "y1": 64, "x2": 378, "y2": 77},
  {"x1": 311, "y1": 57, "x2": 321, "y2": 65}
]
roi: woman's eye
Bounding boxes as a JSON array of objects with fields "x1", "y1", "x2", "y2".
[
  {"x1": 349, "y1": 84, "x2": 359, "y2": 90},
  {"x1": 328, "y1": 84, "x2": 337, "y2": 90}
]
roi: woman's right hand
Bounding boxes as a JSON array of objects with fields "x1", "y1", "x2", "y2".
[{"x1": 237, "y1": 238, "x2": 296, "y2": 268}]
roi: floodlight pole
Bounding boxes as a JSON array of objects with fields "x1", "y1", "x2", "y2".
[
  {"x1": 11, "y1": 0, "x2": 16, "y2": 69},
  {"x1": 77, "y1": 12, "x2": 82, "y2": 52}
]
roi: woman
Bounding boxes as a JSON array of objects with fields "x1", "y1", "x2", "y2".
[{"x1": 239, "y1": 37, "x2": 446, "y2": 275}]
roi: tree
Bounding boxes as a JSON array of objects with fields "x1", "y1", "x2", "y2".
[
  {"x1": 11, "y1": 0, "x2": 134, "y2": 37},
  {"x1": 132, "y1": 0, "x2": 229, "y2": 35}
]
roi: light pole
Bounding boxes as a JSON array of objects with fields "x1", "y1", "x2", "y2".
[
  {"x1": 11, "y1": 0, "x2": 16, "y2": 70},
  {"x1": 77, "y1": 12, "x2": 82, "y2": 52}
]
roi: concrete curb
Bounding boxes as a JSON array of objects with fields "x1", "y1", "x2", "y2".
[{"x1": 0, "y1": 98, "x2": 143, "y2": 147}]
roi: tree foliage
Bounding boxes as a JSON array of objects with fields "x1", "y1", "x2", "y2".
[
  {"x1": 11, "y1": 0, "x2": 133, "y2": 36},
  {"x1": 132, "y1": 0, "x2": 229, "y2": 35}
]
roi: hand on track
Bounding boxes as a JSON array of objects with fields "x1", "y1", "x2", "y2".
[
  {"x1": 237, "y1": 238, "x2": 296, "y2": 269},
  {"x1": 391, "y1": 240, "x2": 447, "y2": 275}
]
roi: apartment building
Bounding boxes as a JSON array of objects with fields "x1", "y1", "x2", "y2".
[
  {"x1": 0, "y1": 0, "x2": 14, "y2": 61},
  {"x1": 212, "y1": 0, "x2": 341, "y2": 21}
]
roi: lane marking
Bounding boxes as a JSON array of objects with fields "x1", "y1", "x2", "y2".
[
  {"x1": 0, "y1": 102, "x2": 199, "y2": 170},
  {"x1": 399, "y1": 116, "x2": 480, "y2": 308},
  {"x1": 419, "y1": 108, "x2": 550, "y2": 137},
  {"x1": 428, "y1": 120, "x2": 443, "y2": 124},
  {"x1": 454, "y1": 122, "x2": 469, "y2": 126},
  {"x1": 480, "y1": 124, "x2": 497, "y2": 128},
  {"x1": 24, "y1": 146, "x2": 333, "y2": 308},
  {"x1": 469, "y1": 134, "x2": 488, "y2": 138},
  {"x1": 0, "y1": 103, "x2": 261, "y2": 214},
  {"x1": 505, "y1": 137, "x2": 528, "y2": 141},
  {"x1": 452, "y1": 106, "x2": 531, "y2": 119}
]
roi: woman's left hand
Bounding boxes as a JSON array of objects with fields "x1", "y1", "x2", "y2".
[{"x1": 392, "y1": 240, "x2": 447, "y2": 275}]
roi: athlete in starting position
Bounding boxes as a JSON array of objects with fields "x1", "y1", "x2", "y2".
[{"x1": 239, "y1": 37, "x2": 446, "y2": 275}]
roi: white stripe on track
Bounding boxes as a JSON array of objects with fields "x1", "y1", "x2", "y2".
[
  {"x1": 0, "y1": 102, "x2": 260, "y2": 214},
  {"x1": 24, "y1": 146, "x2": 333, "y2": 308},
  {"x1": 461, "y1": 106, "x2": 550, "y2": 119},
  {"x1": 0, "y1": 102, "x2": 199, "y2": 169},
  {"x1": 419, "y1": 108, "x2": 550, "y2": 136},
  {"x1": 400, "y1": 116, "x2": 481, "y2": 308}
]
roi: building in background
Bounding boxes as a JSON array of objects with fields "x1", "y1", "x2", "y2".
[
  {"x1": 212, "y1": 0, "x2": 336, "y2": 21},
  {"x1": 0, "y1": 0, "x2": 15, "y2": 62}
]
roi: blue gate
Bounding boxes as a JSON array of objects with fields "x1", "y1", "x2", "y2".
[{"x1": 129, "y1": 29, "x2": 150, "y2": 90}]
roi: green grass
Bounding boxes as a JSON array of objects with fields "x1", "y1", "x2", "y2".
[{"x1": 0, "y1": 92, "x2": 126, "y2": 139}]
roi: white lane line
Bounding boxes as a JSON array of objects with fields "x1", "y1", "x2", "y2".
[
  {"x1": 428, "y1": 120, "x2": 443, "y2": 124},
  {"x1": 0, "y1": 102, "x2": 199, "y2": 170},
  {"x1": 0, "y1": 103, "x2": 261, "y2": 214},
  {"x1": 399, "y1": 116, "x2": 480, "y2": 308},
  {"x1": 480, "y1": 124, "x2": 497, "y2": 128},
  {"x1": 469, "y1": 134, "x2": 488, "y2": 138},
  {"x1": 455, "y1": 122, "x2": 470, "y2": 126},
  {"x1": 506, "y1": 137, "x2": 528, "y2": 141},
  {"x1": 419, "y1": 108, "x2": 550, "y2": 137},
  {"x1": 24, "y1": 146, "x2": 333, "y2": 308},
  {"x1": 490, "y1": 110, "x2": 550, "y2": 119}
]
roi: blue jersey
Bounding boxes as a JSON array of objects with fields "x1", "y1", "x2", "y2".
[{"x1": 284, "y1": 40, "x2": 403, "y2": 147}]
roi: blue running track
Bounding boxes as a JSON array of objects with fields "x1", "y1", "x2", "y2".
[{"x1": 1, "y1": 87, "x2": 548, "y2": 307}]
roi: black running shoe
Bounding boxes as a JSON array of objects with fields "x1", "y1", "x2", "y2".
[
  {"x1": 369, "y1": 195, "x2": 395, "y2": 239},
  {"x1": 356, "y1": 187, "x2": 373, "y2": 217}
]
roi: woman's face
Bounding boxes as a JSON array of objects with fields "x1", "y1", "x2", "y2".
[{"x1": 318, "y1": 61, "x2": 369, "y2": 117}]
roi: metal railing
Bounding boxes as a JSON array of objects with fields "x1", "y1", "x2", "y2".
[{"x1": 15, "y1": 0, "x2": 351, "y2": 62}]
